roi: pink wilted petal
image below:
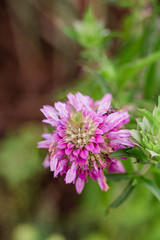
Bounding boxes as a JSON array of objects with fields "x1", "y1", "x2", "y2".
[
  {"x1": 86, "y1": 143, "x2": 94, "y2": 151},
  {"x1": 75, "y1": 92, "x2": 93, "y2": 112},
  {"x1": 67, "y1": 93, "x2": 77, "y2": 108},
  {"x1": 37, "y1": 140, "x2": 52, "y2": 148},
  {"x1": 92, "y1": 144, "x2": 100, "y2": 154},
  {"x1": 98, "y1": 173, "x2": 109, "y2": 191},
  {"x1": 40, "y1": 105, "x2": 58, "y2": 120},
  {"x1": 42, "y1": 133, "x2": 52, "y2": 140},
  {"x1": 54, "y1": 102, "x2": 68, "y2": 118},
  {"x1": 107, "y1": 129, "x2": 131, "y2": 139},
  {"x1": 110, "y1": 138, "x2": 134, "y2": 148},
  {"x1": 50, "y1": 154, "x2": 59, "y2": 171},
  {"x1": 54, "y1": 158, "x2": 67, "y2": 177},
  {"x1": 105, "y1": 111, "x2": 130, "y2": 132},
  {"x1": 75, "y1": 177, "x2": 85, "y2": 194},
  {"x1": 80, "y1": 148, "x2": 89, "y2": 159},
  {"x1": 96, "y1": 93, "x2": 112, "y2": 115},
  {"x1": 108, "y1": 159, "x2": 125, "y2": 173},
  {"x1": 42, "y1": 155, "x2": 50, "y2": 168},
  {"x1": 65, "y1": 162, "x2": 77, "y2": 183}
]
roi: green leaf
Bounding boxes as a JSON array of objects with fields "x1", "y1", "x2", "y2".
[
  {"x1": 109, "y1": 147, "x2": 132, "y2": 158},
  {"x1": 118, "y1": 51, "x2": 160, "y2": 89},
  {"x1": 127, "y1": 146, "x2": 149, "y2": 163},
  {"x1": 106, "y1": 173, "x2": 133, "y2": 182},
  {"x1": 138, "y1": 109, "x2": 154, "y2": 126},
  {"x1": 130, "y1": 129, "x2": 141, "y2": 143},
  {"x1": 90, "y1": 72, "x2": 110, "y2": 94},
  {"x1": 140, "y1": 176, "x2": 160, "y2": 201},
  {"x1": 106, "y1": 180, "x2": 137, "y2": 214},
  {"x1": 109, "y1": 146, "x2": 149, "y2": 163}
]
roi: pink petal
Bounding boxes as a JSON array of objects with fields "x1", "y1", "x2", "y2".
[
  {"x1": 54, "y1": 158, "x2": 67, "y2": 177},
  {"x1": 50, "y1": 154, "x2": 59, "y2": 171},
  {"x1": 75, "y1": 177, "x2": 85, "y2": 194},
  {"x1": 76, "y1": 156, "x2": 87, "y2": 166},
  {"x1": 80, "y1": 149, "x2": 89, "y2": 159},
  {"x1": 37, "y1": 140, "x2": 52, "y2": 148},
  {"x1": 98, "y1": 174, "x2": 109, "y2": 191},
  {"x1": 70, "y1": 154, "x2": 75, "y2": 162},
  {"x1": 105, "y1": 111, "x2": 130, "y2": 132},
  {"x1": 108, "y1": 159, "x2": 125, "y2": 173},
  {"x1": 57, "y1": 140, "x2": 67, "y2": 149},
  {"x1": 65, "y1": 162, "x2": 77, "y2": 183},
  {"x1": 92, "y1": 144, "x2": 100, "y2": 154},
  {"x1": 40, "y1": 105, "x2": 58, "y2": 120},
  {"x1": 96, "y1": 93, "x2": 112, "y2": 115},
  {"x1": 107, "y1": 129, "x2": 131, "y2": 139},
  {"x1": 42, "y1": 133, "x2": 52, "y2": 140},
  {"x1": 67, "y1": 93, "x2": 77, "y2": 108},
  {"x1": 65, "y1": 147, "x2": 73, "y2": 156},
  {"x1": 54, "y1": 102, "x2": 68, "y2": 118},
  {"x1": 94, "y1": 128, "x2": 103, "y2": 134},
  {"x1": 110, "y1": 139, "x2": 134, "y2": 148},
  {"x1": 89, "y1": 136, "x2": 96, "y2": 142},
  {"x1": 95, "y1": 135, "x2": 104, "y2": 143},
  {"x1": 73, "y1": 149, "x2": 80, "y2": 157},
  {"x1": 86, "y1": 143, "x2": 94, "y2": 151},
  {"x1": 42, "y1": 155, "x2": 50, "y2": 168},
  {"x1": 67, "y1": 143, "x2": 74, "y2": 148},
  {"x1": 94, "y1": 117, "x2": 103, "y2": 124}
]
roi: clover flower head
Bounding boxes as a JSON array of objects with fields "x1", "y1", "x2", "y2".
[{"x1": 38, "y1": 92, "x2": 133, "y2": 194}]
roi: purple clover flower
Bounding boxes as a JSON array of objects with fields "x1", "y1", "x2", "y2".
[{"x1": 37, "y1": 92, "x2": 134, "y2": 194}]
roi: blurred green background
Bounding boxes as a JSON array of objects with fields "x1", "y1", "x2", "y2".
[{"x1": 1, "y1": 0, "x2": 160, "y2": 239}]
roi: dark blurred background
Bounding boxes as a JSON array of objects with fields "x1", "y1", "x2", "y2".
[{"x1": 1, "y1": 1, "x2": 160, "y2": 240}]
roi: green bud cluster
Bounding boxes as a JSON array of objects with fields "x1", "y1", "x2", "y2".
[{"x1": 131, "y1": 97, "x2": 160, "y2": 160}]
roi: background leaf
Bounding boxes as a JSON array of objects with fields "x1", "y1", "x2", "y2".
[
  {"x1": 140, "y1": 176, "x2": 160, "y2": 201},
  {"x1": 106, "y1": 180, "x2": 137, "y2": 214}
]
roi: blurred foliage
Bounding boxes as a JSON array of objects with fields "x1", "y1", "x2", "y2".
[
  {"x1": 12, "y1": 224, "x2": 41, "y2": 240},
  {"x1": 0, "y1": 125, "x2": 42, "y2": 187},
  {"x1": 1, "y1": 0, "x2": 160, "y2": 240},
  {"x1": 64, "y1": 1, "x2": 160, "y2": 107}
]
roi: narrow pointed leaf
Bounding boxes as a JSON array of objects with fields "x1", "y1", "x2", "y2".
[
  {"x1": 109, "y1": 148, "x2": 132, "y2": 158},
  {"x1": 106, "y1": 173, "x2": 133, "y2": 182},
  {"x1": 140, "y1": 176, "x2": 160, "y2": 201},
  {"x1": 138, "y1": 109, "x2": 154, "y2": 125},
  {"x1": 118, "y1": 51, "x2": 160, "y2": 89},
  {"x1": 106, "y1": 180, "x2": 137, "y2": 214}
]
